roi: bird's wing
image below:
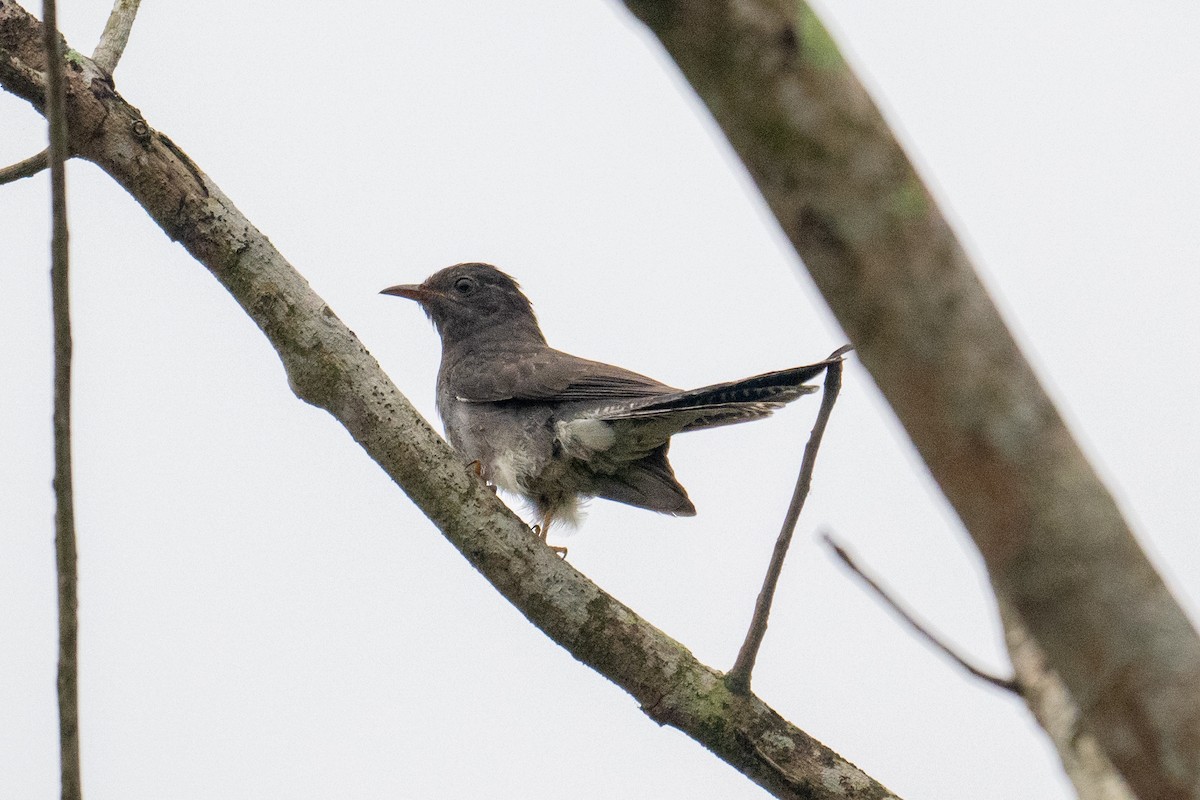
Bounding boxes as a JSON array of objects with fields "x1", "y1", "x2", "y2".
[{"x1": 449, "y1": 347, "x2": 675, "y2": 403}]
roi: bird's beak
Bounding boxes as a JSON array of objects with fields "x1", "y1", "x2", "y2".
[{"x1": 380, "y1": 283, "x2": 431, "y2": 302}]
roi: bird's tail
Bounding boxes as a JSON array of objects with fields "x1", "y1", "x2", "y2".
[{"x1": 593, "y1": 358, "x2": 838, "y2": 432}]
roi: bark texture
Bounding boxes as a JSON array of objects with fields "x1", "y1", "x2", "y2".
[
  {"x1": 618, "y1": 2, "x2": 1200, "y2": 798},
  {"x1": 0, "y1": 3, "x2": 896, "y2": 798}
]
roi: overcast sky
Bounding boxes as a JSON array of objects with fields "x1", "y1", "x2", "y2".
[{"x1": 3, "y1": 2, "x2": 1198, "y2": 798}]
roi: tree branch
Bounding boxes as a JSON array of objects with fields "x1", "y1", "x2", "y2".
[
  {"x1": 0, "y1": 148, "x2": 49, "y2": 185},
  {"x1": 91, "y1": 0, "x2": 141, "y2": 73},
  {"x1": 823, "y1": 533, "x2": 1018, "y2": 694},
  {"x1": 0, "y1": 0, "x2": 140, "y2": 186},
  {"x1": 0, "y1": 5, "x2": 897, "y2": 798},
  {"x1": 39, "y1": 0, "x2": 81, "y2": 796},
  {"x1": 619, "y1": 2, "x2": 1200, "y2": 797},
  {"x1": 998, "y1": 598, "x2": 1136, "y2": 800},
  {"x1": 726, "y1": 351, "x2": 844, "y2": 695}
]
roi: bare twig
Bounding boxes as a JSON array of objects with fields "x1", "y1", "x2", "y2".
[
  {"x1": 822, "y1": 532, "x2": 1019, "y2": 694},
  {"x1": 42, "y1": 0, "x2": 81, "y2": 796},
  {"x1": 0, "y1": 149, "x2": 49, "y2": 185},
  {"x1": 0, "y1": 0, "x2": 141, "y2": 186},
  {"x1": 726, "y1": 348, "x2": 847, "y2": 695}
]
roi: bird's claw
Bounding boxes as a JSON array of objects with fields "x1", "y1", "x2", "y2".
[{"x1": 531, "y1": 524, "x2": 568, "y2": 558}]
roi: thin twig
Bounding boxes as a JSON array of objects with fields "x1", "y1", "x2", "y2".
[
  {"x1": 822, "y1": 532, "x2": 1020, "y2": 694},
  {"x1": 42, "y1": 0, "x2": 81, "y2": 797},
  {"x1": 0, "y1": 148, "x2": 49, "y2": 185},
  {"x1": 0, "y1": 0, "x2": 141, "y2": 186},
  {"x1": 725, "y1": 348, "x2": 848, "y2": 695}
]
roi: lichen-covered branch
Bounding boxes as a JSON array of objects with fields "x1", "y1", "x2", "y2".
[
  {"x1": 0, "y1": 3, "x2": 896, "y2": 797},
  {"x1": 618, "y1": 2, "x2": 1200, "y2": 797}
]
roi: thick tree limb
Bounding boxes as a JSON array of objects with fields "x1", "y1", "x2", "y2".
[
  {"x1": 0, "y1": 4, "x2": 897, "y2": 798},
  {"x1": 618, "y1": 2, "x2": 1200, "y2": 798}
]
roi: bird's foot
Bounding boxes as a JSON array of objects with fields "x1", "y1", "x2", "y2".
[{"x1": 531, "y1": 524, "x2": 568, "y2": 559}]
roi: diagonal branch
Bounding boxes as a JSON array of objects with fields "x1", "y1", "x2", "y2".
[
  {"x1": 823, "y1": 533, "x2": 1018, "y2": 694},
  {"x1": 0, "y1": 5, "x2": 897, "y2": 799},
  {"x1": 619, "y1": 2, "x2": 1200, "y2": 797},
  {"x1": 726, "y1": 350, "x2": 845, "y2": 695}
]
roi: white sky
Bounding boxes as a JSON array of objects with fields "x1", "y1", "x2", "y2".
[{"x1": 2, "y1": 2, "x2": 1198, "y2": 798}]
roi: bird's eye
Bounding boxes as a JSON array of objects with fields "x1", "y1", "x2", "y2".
[{"x1": 453, "y1": 277, "x2": 475, "y2": 294}]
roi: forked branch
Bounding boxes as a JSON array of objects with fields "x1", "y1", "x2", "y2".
[{"x1": 0, "y1": 0, "x2": 141, "y2": 186}]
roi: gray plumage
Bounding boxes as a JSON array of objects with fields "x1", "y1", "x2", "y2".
[{"x1": 382, "y1": 262, "x2": 832, "y2": 531}]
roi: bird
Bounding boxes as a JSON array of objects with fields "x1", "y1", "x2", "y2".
[{"x1": 381, "y1": 262, "x2": 836, "y2": 538}]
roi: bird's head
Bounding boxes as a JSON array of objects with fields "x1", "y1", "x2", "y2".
[{"x1": 381, "y1": 262, "x2": 545, "y2": 346}]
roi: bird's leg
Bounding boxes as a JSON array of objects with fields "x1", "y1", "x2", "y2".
[
  {"x1": 466, "y1": 459, "x2": 497, "y2": 493},
  {"x1": 532, "y1": 517, "x2": 568, "y2": 559}
]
